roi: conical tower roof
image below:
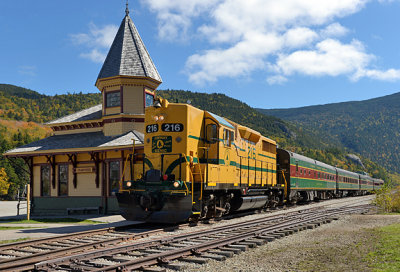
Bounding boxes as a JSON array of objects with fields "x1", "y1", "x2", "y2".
[{"x1": 96, "y1": 7, "x2": 162, "y2": 83}]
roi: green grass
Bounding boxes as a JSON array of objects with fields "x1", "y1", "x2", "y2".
[
  {"x1": 367, "y1": 223, "x2": 400, "y2": 272},
  {"x1": 0, "y1": 226, "x2": 39, "y2": 230},
  {"x1": 0, "y1": 237, "x2": 31, "y2": 244},
  {"x1": 0, "y1": 218, "x2": 101, "y2": 224}
]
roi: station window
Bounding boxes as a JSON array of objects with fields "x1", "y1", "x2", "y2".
[
  {"x1": 106, "y1": 91, "x2": 121, "y2": 108},
  {"x1": 109, "y1": 161, "x2": 120, "y2": 196},
  {"x1": 58, "y1": 164, "x2": 68, "y2": 196},
  {"x1": 145, "y1": 93, "x2": 154, "y2": 107},
  {"x1": 41, "y1": 165, "x2": 50, "y2": 197}
]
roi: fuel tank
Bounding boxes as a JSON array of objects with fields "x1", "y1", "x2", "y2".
[{"x1": 234, "y1": 196, "x2": 269, "y2": 211}]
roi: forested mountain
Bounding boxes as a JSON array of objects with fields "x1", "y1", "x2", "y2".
[
  {"x1": 157, "y1": 90, "x2": 389, "y2": 179},
  {"x1": 258, "y1": 92, "x2": 400, "y2": 173},
  {"x1": 0, "y1": 84, "x2": 101, "y2": 123},
  {"x1": 157, "y1": 90, "x2": 324, "y2": 149},
  {"x1": 0, "y1": 84, "x2": 392, "y2": 198}
]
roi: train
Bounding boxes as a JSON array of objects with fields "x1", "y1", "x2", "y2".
[{"x1": 116, "y1": 98, "x2": 384, "y2": 223}]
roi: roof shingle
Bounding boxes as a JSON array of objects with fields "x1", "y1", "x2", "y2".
[
  {"x1": 4, "y1": 131, "x2": 143, "y2": 155},
  {"x1": 97, "y1": 13, "x2": 162, "y2": 83},
  {"x1": 46, "y1": 104, "x2": 102, "y2": 125}
]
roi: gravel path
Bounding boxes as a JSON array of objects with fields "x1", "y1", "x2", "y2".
[{"x1": 179, "y1": 213, "x2": 400, "y2": 272}]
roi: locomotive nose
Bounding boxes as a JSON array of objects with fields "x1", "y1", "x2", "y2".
[
  {"x1": 139, "y1": 193, "x2": 164, "y2": 211},
  {"x1": 139, "y1": 194, "x2": 153, "y2": 210}
]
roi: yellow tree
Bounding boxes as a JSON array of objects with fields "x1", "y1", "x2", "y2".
[{"x1": 0, "y1": 168, "x2": 10, "y2": 196}]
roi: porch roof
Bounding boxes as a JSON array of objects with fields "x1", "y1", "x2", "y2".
[{"x1": 4, "y1": 130, "x2": 143, "y2": 157}]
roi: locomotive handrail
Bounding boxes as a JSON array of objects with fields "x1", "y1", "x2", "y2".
[{"x1": 281, "y1": 169, "x2": 288, "y2": 199}]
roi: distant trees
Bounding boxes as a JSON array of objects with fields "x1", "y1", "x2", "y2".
[
  {"x1": 0, "y1": 84, "x2": 102, "y2": 123},
  {"x1": 0, "y1": 168, "x2": 10, "y2": 196},
  {"x1": 0, "y1": 121, "x2": 49, "y2": 199}
]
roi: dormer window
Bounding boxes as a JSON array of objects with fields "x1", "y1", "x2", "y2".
[{"x1": 106, "y1": 91, "x2": 121, "y2": 108}]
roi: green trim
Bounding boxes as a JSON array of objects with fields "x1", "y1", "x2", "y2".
[
  {"x1": 165, "y1": 156, "x2": 188, "y2": 175},
  {"x1": 144, "y1": 158, "x2": 154, "y2": 169},
  {"x1": 186, "y1": 156, "x2": 199, "y2": 163},
  {"x1": 233, "y1": 144, "x2": 245, "y2": 152},
  {"x1": 291, "y1": 177, "x2": 336, "y2": 189},
  {"x1": 258, "y1": 153, "x2": 276, "y2": 160},
  {"x1": 188, "y1": 135, "x2": 202, "y2": 141}
]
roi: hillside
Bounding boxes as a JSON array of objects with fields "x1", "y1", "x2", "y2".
[
  {"x1": 258, "y1": 92, "x2": 400, "y2": 173},
  {"x1": 157, "y1": 90, "x2": 325, "y2": 149},
  {"x1": 0, "y1": 84, "x2": 391, "y2": 199},
  {"x1": 0, "y1": 84, "x2": 102, "y2": 123}
]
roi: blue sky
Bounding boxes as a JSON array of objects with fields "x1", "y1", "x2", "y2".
[{"x1": 1, "y1": 0, "x2": 400, "y2": 109}]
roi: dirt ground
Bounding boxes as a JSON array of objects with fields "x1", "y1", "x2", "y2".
[{"x1": 181, "y1": 214, "x2": 400, "y2": 272}]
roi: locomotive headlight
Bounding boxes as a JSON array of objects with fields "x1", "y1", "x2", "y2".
[
  {"x1": 152, "y1": 115, "x2": 165, "y2": 122},
  {"x1": 126, "y1": 181, "x2": 132, "y2": 187},
  {"x1": 173, "y1": 181, "x2": 180, "y2": 188}
]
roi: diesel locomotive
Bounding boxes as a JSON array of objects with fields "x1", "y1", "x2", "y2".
[{"x1": 116, "y1": 98, "x2": 383, "y2": 223}]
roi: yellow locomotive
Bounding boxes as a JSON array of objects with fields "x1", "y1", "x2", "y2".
[{"x1": 117, "y1": 98, "x2": 283, "y2": 223}]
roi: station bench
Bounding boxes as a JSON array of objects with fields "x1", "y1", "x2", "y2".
[{"x1": 66, "y1": 206, "x2": 100, "y2": 215}]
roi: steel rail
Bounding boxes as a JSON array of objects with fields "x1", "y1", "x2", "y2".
[
  {"x1": 35, "y1": 205, "x2": 372, "y2": 271},
  {"x1": 0, "y1": 224, "x2": 179, "y2": 272},
  {"x1": 92, "y1": 208, "x2": 367, "y2": 271},
  {"x1": 0, "y1": 208, "x2": 324, "y2": 272},
  {"x1": 0, "y1": 223, "x2": 144, "y2": 252}
]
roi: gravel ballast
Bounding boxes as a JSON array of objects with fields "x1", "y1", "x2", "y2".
[{"x1": 179, "y1": 214, "x2": 400, "y2": 272}]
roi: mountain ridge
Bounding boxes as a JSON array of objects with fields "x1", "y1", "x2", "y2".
[
  {"x1": 258, "y1": 91, "x2": 400, "y2": 173},
  {"x1": 0, "y1": 84, "x2": 392, "y2": 199}
]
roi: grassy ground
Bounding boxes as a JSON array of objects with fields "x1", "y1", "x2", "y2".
[
  {"x1": 367, "y1": 223, "x2": 400, "y2": 272},
  {"x1": 296, "y1": 219, "x2": 400, "y2": 272},
  {"x1": 0, "y1": 237, "x2": 30, "y2": 244},
  {"x1": 0, "y1": 226, "x2": 39, "y2": 230},
  {"x1": 0, "y1": 218, "x2": 101, "y2": 224},
  {"x1": 296, "y1": 228, "x2": 378, "y2": 272}
]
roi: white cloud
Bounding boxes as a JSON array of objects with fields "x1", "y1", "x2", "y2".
[
  {"x1": 283, "y1": 27, "x2": 318, "y2": 48},
  {"x1": 143, "y1": 0, "x2": 400, "y2": 85},
  {"x1": 320, "y1": 23, "x2": 349, "y2": 38},
  {"x1": 141, "y1": 0, "x2": 219, "y2": 41},
  {"x1": 275, "y1": 39, "x2": 372, "y2": 77},
  {"x1": 354, "y1": 68, "x2": 400, "y2": 81},
  {"x1": 267, "y1": 75, "x2": 288, "y2": 85},
  {"x1": 80, "y1": 49, "x2": 106, "y2": 64},
  {"x1": 186, "y1": 32, "x2": 282, "y2": 84},
  {"x1": 71, "y1": 23, "x2": 118, "y2": 63}
]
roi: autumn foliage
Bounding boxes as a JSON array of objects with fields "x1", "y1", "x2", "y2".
[{"x1": 0, "y1": 168, "x2": 10, "y2": 196}]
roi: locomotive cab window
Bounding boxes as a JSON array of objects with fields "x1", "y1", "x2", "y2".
[
  {"x1": 206, "y1": 124, "x2": 217, "y2": 143},
  {"x1": 223, "y1": 129, "x2": 233, "y2": 147}
]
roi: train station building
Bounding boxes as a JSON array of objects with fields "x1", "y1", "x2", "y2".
[{"x1": 3, "y1": 5, "x2": 162, "y2": 215}]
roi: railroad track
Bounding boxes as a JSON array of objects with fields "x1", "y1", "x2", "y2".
[
  {"x1": 30, "y1": 204, "x2": 371, "y2": 272},
  {"x1": 0, "y1": 195, "x2": 374, "y2": 271},
  {"x1": 0, "y1": 223, "x2": 180, "y2": 272}
]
